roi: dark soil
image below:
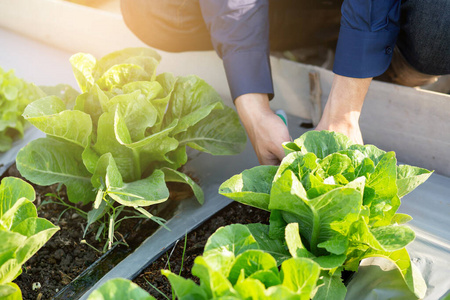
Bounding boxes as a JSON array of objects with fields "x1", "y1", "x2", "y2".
[
  {"x1": 4, "y1": 164, "x2": 105, "y2": 300},
  {"x1": 133, "y1": 202, "x2": 270, "y2": 299},
  {"x1": 4, "y1": 162, "x2": 269, "y2": 300}
]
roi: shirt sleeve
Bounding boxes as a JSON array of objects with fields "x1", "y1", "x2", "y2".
[
  {"x1": 199, "y1": 0, "x2": 274, "y2": 101},
  {"x1": 333, "y1": 0, "x2": 401, "y2": 78}
]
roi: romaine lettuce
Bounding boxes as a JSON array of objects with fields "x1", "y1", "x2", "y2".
[
  {"x1": 0, "y1": 177, "x2": 59, "y2": 299},
  {"x1": 16, "y1": 47, "x2": 246, "y2": 208},
  {"x1": 219, "y1": 130, "x2": 431, "y2": 299},
  {"x1": 162, "y1": 224, "x2": 321, "y2": 300},
  {"x1": 0, "y1": 67, "x2": 45, "y2": 152}
]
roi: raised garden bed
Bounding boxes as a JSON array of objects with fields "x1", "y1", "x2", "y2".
[{"x1": 1, "y1": 7, "x2": 450, "y2": 297}]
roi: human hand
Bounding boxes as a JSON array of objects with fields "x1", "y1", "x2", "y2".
[
  {"x1": 235, "y1": 93, "x2": 290, "y2": 165},
  {"x1": 316, "y1": 75, "x2": 372, "y2": 145}
]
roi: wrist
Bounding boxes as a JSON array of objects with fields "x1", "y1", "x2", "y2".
[{"x1": 235, "y1": 93, "x2": 272, "y2": 124}]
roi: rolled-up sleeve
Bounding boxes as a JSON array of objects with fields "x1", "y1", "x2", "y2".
[
  {"x1": 199, "y1": 0, "x2": 273, "y2": 101},
  {"x1": 333, "y1": 0, "x2": 401, "y2": 78}
]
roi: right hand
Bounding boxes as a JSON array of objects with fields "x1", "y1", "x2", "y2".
[{"x1": 235, "y1": 93, "x2": 290, "y2": 165}]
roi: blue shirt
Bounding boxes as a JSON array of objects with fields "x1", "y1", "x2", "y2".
[{"x1": 199, "y1": 0, "x2": 401, "y2": 101}]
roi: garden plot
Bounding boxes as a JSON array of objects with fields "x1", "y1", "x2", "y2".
[{"x1": 1, "y1": 2, "x2": 450, "y2": 299}]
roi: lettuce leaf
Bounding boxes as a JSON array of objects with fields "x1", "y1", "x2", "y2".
[
  {"x1": 162, "y1": 224, "x2": 321, "y2": 300},
  {"x1": 18, "y1": 48, "x2": 246, "y2": 209},
  {"x1": 0, "y1": 67, "x2": 45, "y2": 152},
  {"x1": 0, "y1": 177, "x2": 59, "y2": 295},
  {"x1": 219, "y1": 130, "x2": 432, "y2": 298}
]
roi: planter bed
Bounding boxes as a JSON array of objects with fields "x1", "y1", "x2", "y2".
[
  {"x1": 133, "y1": 201, "x2": 271, "y2": 299},
  {"x1": 2, "y1": 163, "x2": 195, "y2": 300}
]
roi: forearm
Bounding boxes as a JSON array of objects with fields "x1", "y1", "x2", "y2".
[{"x1": 316, "y1": 75, "x2": 372, "y2": 144}]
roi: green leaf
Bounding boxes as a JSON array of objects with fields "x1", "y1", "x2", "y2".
[
  {"x1": 93, "y1": 111, "x2": 139, "y2": 182},
  {"x1": 265, "y1": 285, "x2": 299, "y2": 299},
  {"x1": 204, "y1": 224, "x2": 259, "y2": 258},
  {"x1": 91, "y1": 153, "x2": 123, "y2": 190},
  {"x1": 313, "y1": 273, "x2": 346, "y2": 300},
  {"x1": 191, "y1": 256, "x2": 239, "y2": 299},
  {"x1": 106, "y1": 90, "x2": 158, "y2": 141},
  {"x1": 0, "y1": 231, "x2": 26, "y2": 266},
  {"x1": 108, "y1": 170, "x2": 169, "y2": 207},
  {"x1": 280, "y1": 257, "x2": 321, "y2": 299},
  {"x1": 87, "y1": 278, "x2": 155, "y2": 300},
  {"x1": 162, "y1": 75, "x2": 224, "y2": 135},
  {"x1": 365, "y1": 152, "x2": 399, "y2": 226},
  {"x1": 228, "y1": 250, "x2": 278, "y2": 285},
  {"x1": 16, "y1": 138, "x2": 95, "y2": 204},
  {"x1": 284, "y1": 223, "x2": 314, "y2": 259},
  {"x1": 0, "y1": 177, "x2": 35, "y2": 229},
  {"x1": 246, "y1": 223, "x2": 291, "y2": 265},
  {"x1": 175, "y1": 106, "x2": 246, "y2": 155},
  {"x1": 14, "y1": 225, "x2": 59, "y2": 265},
  {"x1": 96, "y1": 64, "x2": 151, "y2": 91},
  {"x1": 39, "y1": 84, "x2": 79, "y2": 109},
  {"x1": 346, "y1": 248, "x2": 426, "y2": 299},
  {"x1": 312, "y1": 254, "x2": 347, "y2": 270},
  {"x1": 248, "y1": 270, "x2": 282, "y2": 288},
  {"x1": 234, "y1": 278, "x2": 267, "y2": 299},
  {"x1": 282, "y1": 141, "x2": 302, "y2": 154},
  {"x1": 93, "y1": 47, "x2": 161, "y2": 80},
  {"x1": 348, "y1": 144, "x2": 386, "y2": 165},
  {"x1": 161, "y1": 168, "x2": 204, "y2": 204},
  {"x1": 0, "y1": 282, "x2": 22, "y2": 300},
  {"x1": 85, "y1": 199, "x2": 108, "y2": 237},
  {"x1": 23, "y1": 96, "x2": 92, "y2": 148},
  {"x1": 318, "y1": 153, "x2": 353, "y2": 178},
  {"x1": 370, "y1": 225, "x2": 415, "y2": 251},
  {"x1": 391, "y1": 213, "x2": 413, "y2": 225},
  {"x1": 270, "y1": 170, "x2": 362, "y2": 256},
  {"x1": 275, "y1": 152, "x2": 318, "y2": 182},
  {"x1": 219, "y1": 165, "x2": 279, "y2": 211},
  {"x1": 70, "y1": 53, "x2": 97, "y2": 92},
  {"x1": 73, "y1": 89, "x2": 105, "y2": 130},
  {"x1": 396, "y1": 165, "x2": 433, "y2": 198},
  {"x1": 268, "y1": 210, "x2": 288, "y2": 241},
  {"x1": 293, "y1": 131, "x2": 353, "y2": 159},
  {"x1": 162, "y1": 270, "x2": 208, "y2": 300}
]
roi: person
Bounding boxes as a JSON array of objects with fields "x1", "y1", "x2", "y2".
[{"x1": 120, "y1": 0, "x2": 450, "y2": 165}]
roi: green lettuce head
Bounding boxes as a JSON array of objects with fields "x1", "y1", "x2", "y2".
[{"x1": 17, "y1": 47, "x2": 246, "y2": 208}]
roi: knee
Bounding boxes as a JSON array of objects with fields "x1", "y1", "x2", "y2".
[
  {"x1": 397, "y1": 0, "x2": 450, "y2": 75},
  {"x1": 120, "y1": 0, "x2": 212, "y2": 53}
]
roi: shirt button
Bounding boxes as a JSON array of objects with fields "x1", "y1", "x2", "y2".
[{"x1": 385, "y1": 46, "x2": 393, "y2": 54}]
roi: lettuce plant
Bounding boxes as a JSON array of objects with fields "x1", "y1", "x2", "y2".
[
  {"x1": 0, "y1": 67, "x2": 45, "y2": 152},
  {"x1": 87, "y1": 278, "x2": 155, "y2": 300},
  {"x1": 219, "y1": 131, "x2": 432, "y2": 299},
  {"x1": 15, "y1": 48, "x2": 246, "y2": 247},
  {"x1": 162, "y1": 223, "x2": 322, "y2": 300},
  {"x1": 0, "y1": 177, "x2": 60, "y2": 299}
]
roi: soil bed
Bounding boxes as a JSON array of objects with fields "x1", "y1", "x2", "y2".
[
  {"x1": 3, "y1": 163, "x2": 189, "y2": 300},
  {"x1": 4, "y1": 164, "x2": 105, "y2": 300},
  {"x1": 133, "y1": 202, "x2": 270, "y2": 299},
  {"x1": 4, "y1": 162, "x2": 270, "y2": 300}
]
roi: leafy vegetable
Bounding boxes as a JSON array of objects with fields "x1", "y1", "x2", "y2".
[
  {"x1": 0, "y1": 67, "x2": 45, "y2": 152},
  {"x1": 0, "y1": 177, "x2": 59, "y2": 299},
  {"x1": 162, "y1": 224, "x2": 321, "y2": 300},
  {"x1": 219, "y1": 130, "x2": 432, "y2": 299},
  {"x1": 87, "y1": 278, "x2": 155, "y2": 300},
  {"x1": 16, "y1": 48, "x2": 246, "y2": 248},
  {"x1": 17, "y1": 47, "x2": 245, "y2": 204}
]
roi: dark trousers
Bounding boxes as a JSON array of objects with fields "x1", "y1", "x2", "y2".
[{"x1": 121, "y1": 0, "x2": 450, "y2": 77}]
